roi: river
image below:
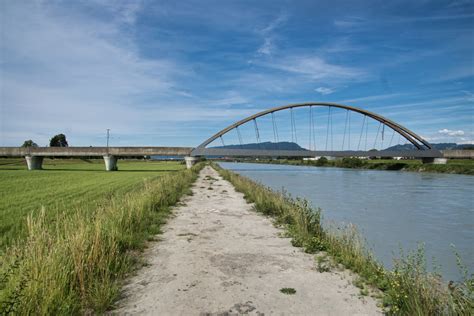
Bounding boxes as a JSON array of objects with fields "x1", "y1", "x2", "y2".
[{"x1": 218, "y1": 162, "x2": 474, "y2": 282}]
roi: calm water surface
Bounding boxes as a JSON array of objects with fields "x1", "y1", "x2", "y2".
[{"x1": 219, "y1": 162, "x2": 474, "y2": 281}]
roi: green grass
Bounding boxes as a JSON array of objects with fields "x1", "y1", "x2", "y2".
[
  {"x1": 214, "y1": 163, "x2": 473, "y2": 315},
  {"x1": 0, "y1": 159, "x2": 202, "y2": 314},
  {"x1": 0, "y1": 158, "x2": 184, "y2": 249}
]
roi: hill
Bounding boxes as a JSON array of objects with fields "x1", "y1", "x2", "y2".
[
  {"x1": 213, "y1": 141, "x2": 307, "y2": 151},
  {"x1": 384, "y1": 143, "x2": 474, "y2": 151}
]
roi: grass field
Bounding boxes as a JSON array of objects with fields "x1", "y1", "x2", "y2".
[
  {"x1": 0, "y1": 158, "x2": 184, "y2": 249},
  {"x1": 0, "y1": 158, "x2": 200, "y2": 314}
]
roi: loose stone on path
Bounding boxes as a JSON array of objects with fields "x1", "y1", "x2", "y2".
[{"x1": 113, "y1": 166, "x2": 381, "y2": 315}]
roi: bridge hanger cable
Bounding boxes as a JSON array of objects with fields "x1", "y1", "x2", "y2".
[
  {"x1": 290, "y1": 108, "x2": 298, "y2": 144},
  {"x1": 271, "y1": 112, "x2": 280, "y2": 150},
  {"x1": 290, "y1": 109, "x2": 294, "y2": 143},
  {"x1": 253, "y1": 119, "x2": 261, "y2": 146},
  {"x1": 275, "y1": 116, "x2": 280, "y2": 143},
  {"x1": 388, "y1": 128, "x2": 395, "y2": 148},
  {"x1": 357, "y1": 115, "x2": 366, "y2": 150},
  {"x1": 271, "y1": 113, "x2": 277, "y2": 143},
  {"x1": 312, "y1": 106, "x2": 317, "y2": 151},
  {"x1": 220, "y1": 136, "x2": 225, "y2": 147},
  {"x1": 373, "y1": 122, "x2": 381, "y2": 150},
  {"x1": 330, "y1": 107, "x2": 333, "y2": 151},
  {"x1": 342, "y1": 110, "x2": 349, "y2": 150},
  {"x1": 381, "y1": 124, "x2": 385, "y2": 149},
  {"x1": 236, "y1": 126, "x2": 243, "y2": 148},
  {"x1": 309, "y1": 106, "x2": 313, "y2": 150},
  {"x1": 325, "y1": 106, "x2": 330, "y2": 150},
  {"x1": 348, "y1": 111, "x2": 351, "y2": 150},
  {"x1": 294, "y1": 110, "x2": 298, "y2": 144},
  {"x1": 365, "y1": 118, "x2": 369, "y2": 151}
]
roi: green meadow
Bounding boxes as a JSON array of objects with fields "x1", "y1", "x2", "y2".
[
  {"x1": 0, "y1": 158, "x2": 184, "y2": 249},
  {"x1": 0, "y1": 158, "x2": 200, "y2": 314}
]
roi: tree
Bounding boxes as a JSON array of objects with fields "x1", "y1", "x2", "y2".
[
  {"x1": 50, "y1": 134, "x2": 69, "y2": 147},
  {"x1": 315, "y1": 156, "x2": 328, "y2": 166},
  {"x1": 21, "y1": 140, "x2": 38, "y2": 148}
]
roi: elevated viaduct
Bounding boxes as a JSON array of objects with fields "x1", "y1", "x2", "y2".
[{"x1": 0, "y1": 146, "x2": 471, "y2": 171}]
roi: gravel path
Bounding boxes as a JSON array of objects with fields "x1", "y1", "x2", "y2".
[{"x1": 114, "y1": 166, "x2": 381, "y2": 315}]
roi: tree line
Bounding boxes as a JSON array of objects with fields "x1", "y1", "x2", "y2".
[{"x1": 21, "y1": 134, "x2": 69, "y2": 148}]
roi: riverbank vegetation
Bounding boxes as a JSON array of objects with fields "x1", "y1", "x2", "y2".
[
  {"x1": 0, "y1": 159, "x2": 202, "y2": 314},
  {"x1": 231, "y1": 157, "x2": 474, "y2": 175},
  {"x1": 214, "y1": 163, "x2": 473, "y2": 315}
]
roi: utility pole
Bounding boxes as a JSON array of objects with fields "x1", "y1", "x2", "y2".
[{"x1": 106, "y1": 129, "x2": 110, "y2": 155}]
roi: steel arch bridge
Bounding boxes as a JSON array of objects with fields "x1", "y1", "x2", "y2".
[{"x1": 191, "y1": 102, "x2": 443, "y2": 158}]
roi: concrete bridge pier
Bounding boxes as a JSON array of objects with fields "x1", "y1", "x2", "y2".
[
  {"x1": 25, "y1": 155, "x2": 44, "y2": 170},
  {"x1": 103, "y1": 155, "x2": 118, "y2": 171},
  {"x1": 422, "y1": 157, "x2": 448, "y2": 164},
  {"x1": 184, "y1": 156, "x2": 198, "y2": 169}
]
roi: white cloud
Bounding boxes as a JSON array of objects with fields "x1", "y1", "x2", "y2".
[
  {"x1": 257, "y1": 37, "x2": 274, "y2": 55},
  {"x1": 334, "y1": 16, "x2": 366, "y2": 29},
  {"x1": 438, "y1": 129, "x2": 465, "y2": 136},
  {"x1": 257, "y1": 12, "x2": 288, "y2": 55},
  {"x1": 461, "y1": 90, "x2": 474, "y2": 102},
  {"x1": 315, "y1": 87, "x2": 335, "y2": 95},
  {"x1": 259, "y1": 55, "x2": 365, "y2": 81},
  {"x1": 86, "y1": 0, "x2": 144, "y2": 25},
  {"x1": 0, "y1": 1, "x2": 192, "y2": 146}
]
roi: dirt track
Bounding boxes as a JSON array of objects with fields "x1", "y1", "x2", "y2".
[{"x1": 114, "y1": 166, "x2": 381, "y2": 315}]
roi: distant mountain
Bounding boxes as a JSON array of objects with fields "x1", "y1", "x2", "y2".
[
  {"x1": 213, "y1": 141, "x2": 307, "y2": 151},
  {"x1": 383, "y1": 143, "x2": 473, "y2": 151},
  {"x1": 214, "y1": 142, "x2": 472, "y2": 151}
]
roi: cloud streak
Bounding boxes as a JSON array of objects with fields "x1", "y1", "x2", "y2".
[
  {"x1": 258, "y1": 55, "x2": 366, "y2": 81},
  {"x1": 438, "y1": 128, "x2": 465, "y2": 136},
  {"x1": 315, "y1": 87, "x2": 335, "y2": 95},
  {"x1": 257, "y1": 12, "x2": 288, "y2": 55}
]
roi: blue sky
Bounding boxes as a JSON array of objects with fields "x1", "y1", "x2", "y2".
[{"x1": 1, "y1": 0, "x2": 473, "y2": 147}]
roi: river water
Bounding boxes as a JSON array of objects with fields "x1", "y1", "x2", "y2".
[{"x1": 219, "y1": 162, "x2": 474, "y2": 281}]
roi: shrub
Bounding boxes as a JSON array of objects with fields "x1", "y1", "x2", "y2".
[
  {"x1": 338, "y1": 157, "x2": 365, "y2": 168},
  {"x1": 315, "y1": 157, "x2": 328, "y2": 166}
]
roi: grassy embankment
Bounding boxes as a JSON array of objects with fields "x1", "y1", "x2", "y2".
[
  {"x1": 238, "y1": 157, "x2": 474, "y2": 175},
  {"x1": 0, "y1": 158, "x2": 202, "y2": 314},
  {"x1": 214, "y1": 163, "x2": 473, "y2": 315}
]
